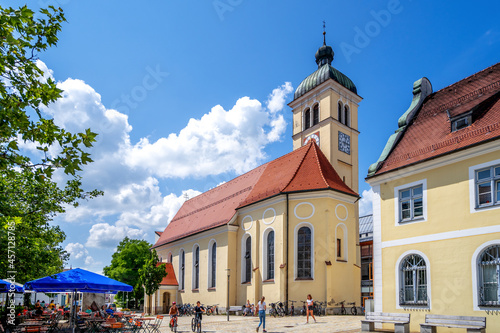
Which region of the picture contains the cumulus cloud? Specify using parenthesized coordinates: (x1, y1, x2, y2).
(359, 188, 376, 216)
(124, 86, 293, 178)
(86, 223, 146, 248)
(65, 243, 88, 260)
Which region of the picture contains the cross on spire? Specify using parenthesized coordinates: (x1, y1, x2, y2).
(323, 20, 326, 45)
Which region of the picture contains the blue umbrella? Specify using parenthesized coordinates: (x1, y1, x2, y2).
(23, 268, 133, 293)
(0, 279, 24, 293)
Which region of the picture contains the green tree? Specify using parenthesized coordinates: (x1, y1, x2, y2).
(0, 5, 101, 283)
(139, 249, 167, 297)
(103, 238, 152, 308)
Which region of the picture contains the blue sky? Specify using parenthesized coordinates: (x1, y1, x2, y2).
(8, 0, 500, 273)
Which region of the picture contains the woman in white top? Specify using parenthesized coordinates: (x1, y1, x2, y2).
(306, 294, 316, 323)
(255, 296, 267, 332)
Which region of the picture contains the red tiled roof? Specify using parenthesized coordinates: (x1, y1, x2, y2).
(157, 263, 178, 286)
(375, 62, 500, 175)
(152, 142, 357, 248)
(155, 231, 163, 236)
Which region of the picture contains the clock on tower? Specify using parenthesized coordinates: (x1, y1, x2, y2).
(338, 131, 350, 155)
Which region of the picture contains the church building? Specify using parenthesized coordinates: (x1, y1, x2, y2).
(146, 35, 362, 314)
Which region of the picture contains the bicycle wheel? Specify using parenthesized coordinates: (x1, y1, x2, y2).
(351, 306, 357, 315)
(191, 317, 196, 332)
(197, 320, 202, 333)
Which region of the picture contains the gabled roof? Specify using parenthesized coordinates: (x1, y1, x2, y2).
(152, 142, 357, 248)
(157, 263, 178, 286)
(369, 62, 500, 177)
(155, 231, 163, 236)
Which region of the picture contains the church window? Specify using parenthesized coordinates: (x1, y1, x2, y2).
(344, 104, 350, 127)
(297, 226, 312, 279)
(193, 245, 199, 290)
(179, 250, 185, 290)
(208, 241, 217, 288)
(338, 101, 343, 124)
(242, 235, 252, 283)
(267, 230, 275, 280)
(337, 238, 341, 258)
(312, 104, 319, 126)
(304, 109, 311, 130)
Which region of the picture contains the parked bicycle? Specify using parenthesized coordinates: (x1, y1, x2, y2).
(206, 304, 218, 316)
(289, 300, 297, 316)
(300, 301, 307, 316)
(348, 301, 357, 315)
(313, 301, 326, 316)
(337, 300, 347, 315)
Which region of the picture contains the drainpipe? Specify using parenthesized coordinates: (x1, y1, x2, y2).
(285, 193, 289, 310)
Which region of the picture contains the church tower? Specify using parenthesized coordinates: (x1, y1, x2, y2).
(289, 32, 362, 193)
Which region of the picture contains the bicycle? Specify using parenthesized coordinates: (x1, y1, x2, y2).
(191, 314, 202, 333)
(336, 300, 347, 315)
(276, 302, 286, 317)
(348, 301, 357, 315)
(169, 316, 178, 332)
(206, 304, 218, 316)
(313, 301, 326, 316)
(300, 301, 307, 316)
(269, 302, 278, 318)
(289, 300, 297, 316)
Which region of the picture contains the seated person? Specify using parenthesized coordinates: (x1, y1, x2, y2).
(106, 305, 114, 317)
(48, 300, 56, 310)
(243, 300, 252, 316)
(85, 306, 92, 314)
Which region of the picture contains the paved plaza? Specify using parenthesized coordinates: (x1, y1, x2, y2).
(158, 314, 366, 333)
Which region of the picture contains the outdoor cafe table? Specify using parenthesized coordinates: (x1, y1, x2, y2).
(84, 318, 105, 333)
(134, 317, 154, 333)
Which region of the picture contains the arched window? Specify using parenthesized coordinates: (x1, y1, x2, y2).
(312, 104, 319, 126)
(338, 101, 343, 124)
(242, 236, 252, 283)
(297, 226, 312, 279)
(179, 250, 185, 290)
(399, 254, 427, 305)
(478, 245, 500, 306)
(208, 241, 217, 288)
(267, 231, 275, 280)
(193, 245, 199, 290)
(344, 104, 350, 127)
(304, 109, 311, 130)
(168, 253, 173, 264)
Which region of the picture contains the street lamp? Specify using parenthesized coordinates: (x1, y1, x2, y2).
(226, 269, 230, 321)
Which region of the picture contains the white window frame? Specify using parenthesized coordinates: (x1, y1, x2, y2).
(394, 179, 427, 225)
(207, 239, 217, 289)
(472, 240, 500, 310)
(262, 227, 275, 281)
(395, 250, 431, 309)
(192, 243, 200, 290)
(241, 233, 252, 284)
(178, 248, 185, 291)
(294, 222, 315, 280)
(469, 159, 500, 213)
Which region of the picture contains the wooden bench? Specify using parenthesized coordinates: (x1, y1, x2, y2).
(227, 306, 243, 316)
(420, 314, 486, 333)
(361, 312, 410, 333)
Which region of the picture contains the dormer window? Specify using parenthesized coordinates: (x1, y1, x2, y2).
(450, 111, 472, 132)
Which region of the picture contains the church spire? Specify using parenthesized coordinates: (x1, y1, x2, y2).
(315, 21, 334, 68)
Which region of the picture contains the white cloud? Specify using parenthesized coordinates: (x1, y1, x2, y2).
(84, 256, 95, 265)
(266, 82, 293, 114)
(359, 188, 376, 216)
(86, 223, 146, 248)
(65, 243, 88, 260)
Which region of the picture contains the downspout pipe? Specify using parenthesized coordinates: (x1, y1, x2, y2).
(286, 193, 289, 312)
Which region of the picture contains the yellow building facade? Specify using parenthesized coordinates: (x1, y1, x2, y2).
(367, 63, 500, 332)
(146, 37, 362, 314)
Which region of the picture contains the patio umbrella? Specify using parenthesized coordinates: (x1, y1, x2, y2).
(0, 279, 24, 293)
(24, 268, 133, 332)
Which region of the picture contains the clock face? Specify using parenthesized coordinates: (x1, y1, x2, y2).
(303, 132, 320, 146)
(338, 131, 351, 155)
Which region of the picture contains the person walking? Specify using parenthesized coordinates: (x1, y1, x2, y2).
(306, 294, 316, 323)
(255, 296, 267, 332)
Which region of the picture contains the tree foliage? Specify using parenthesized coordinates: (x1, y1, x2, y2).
(139, 249, 167, 297)
(103, 238, 152, 306)
(0, 5, 101, 283)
